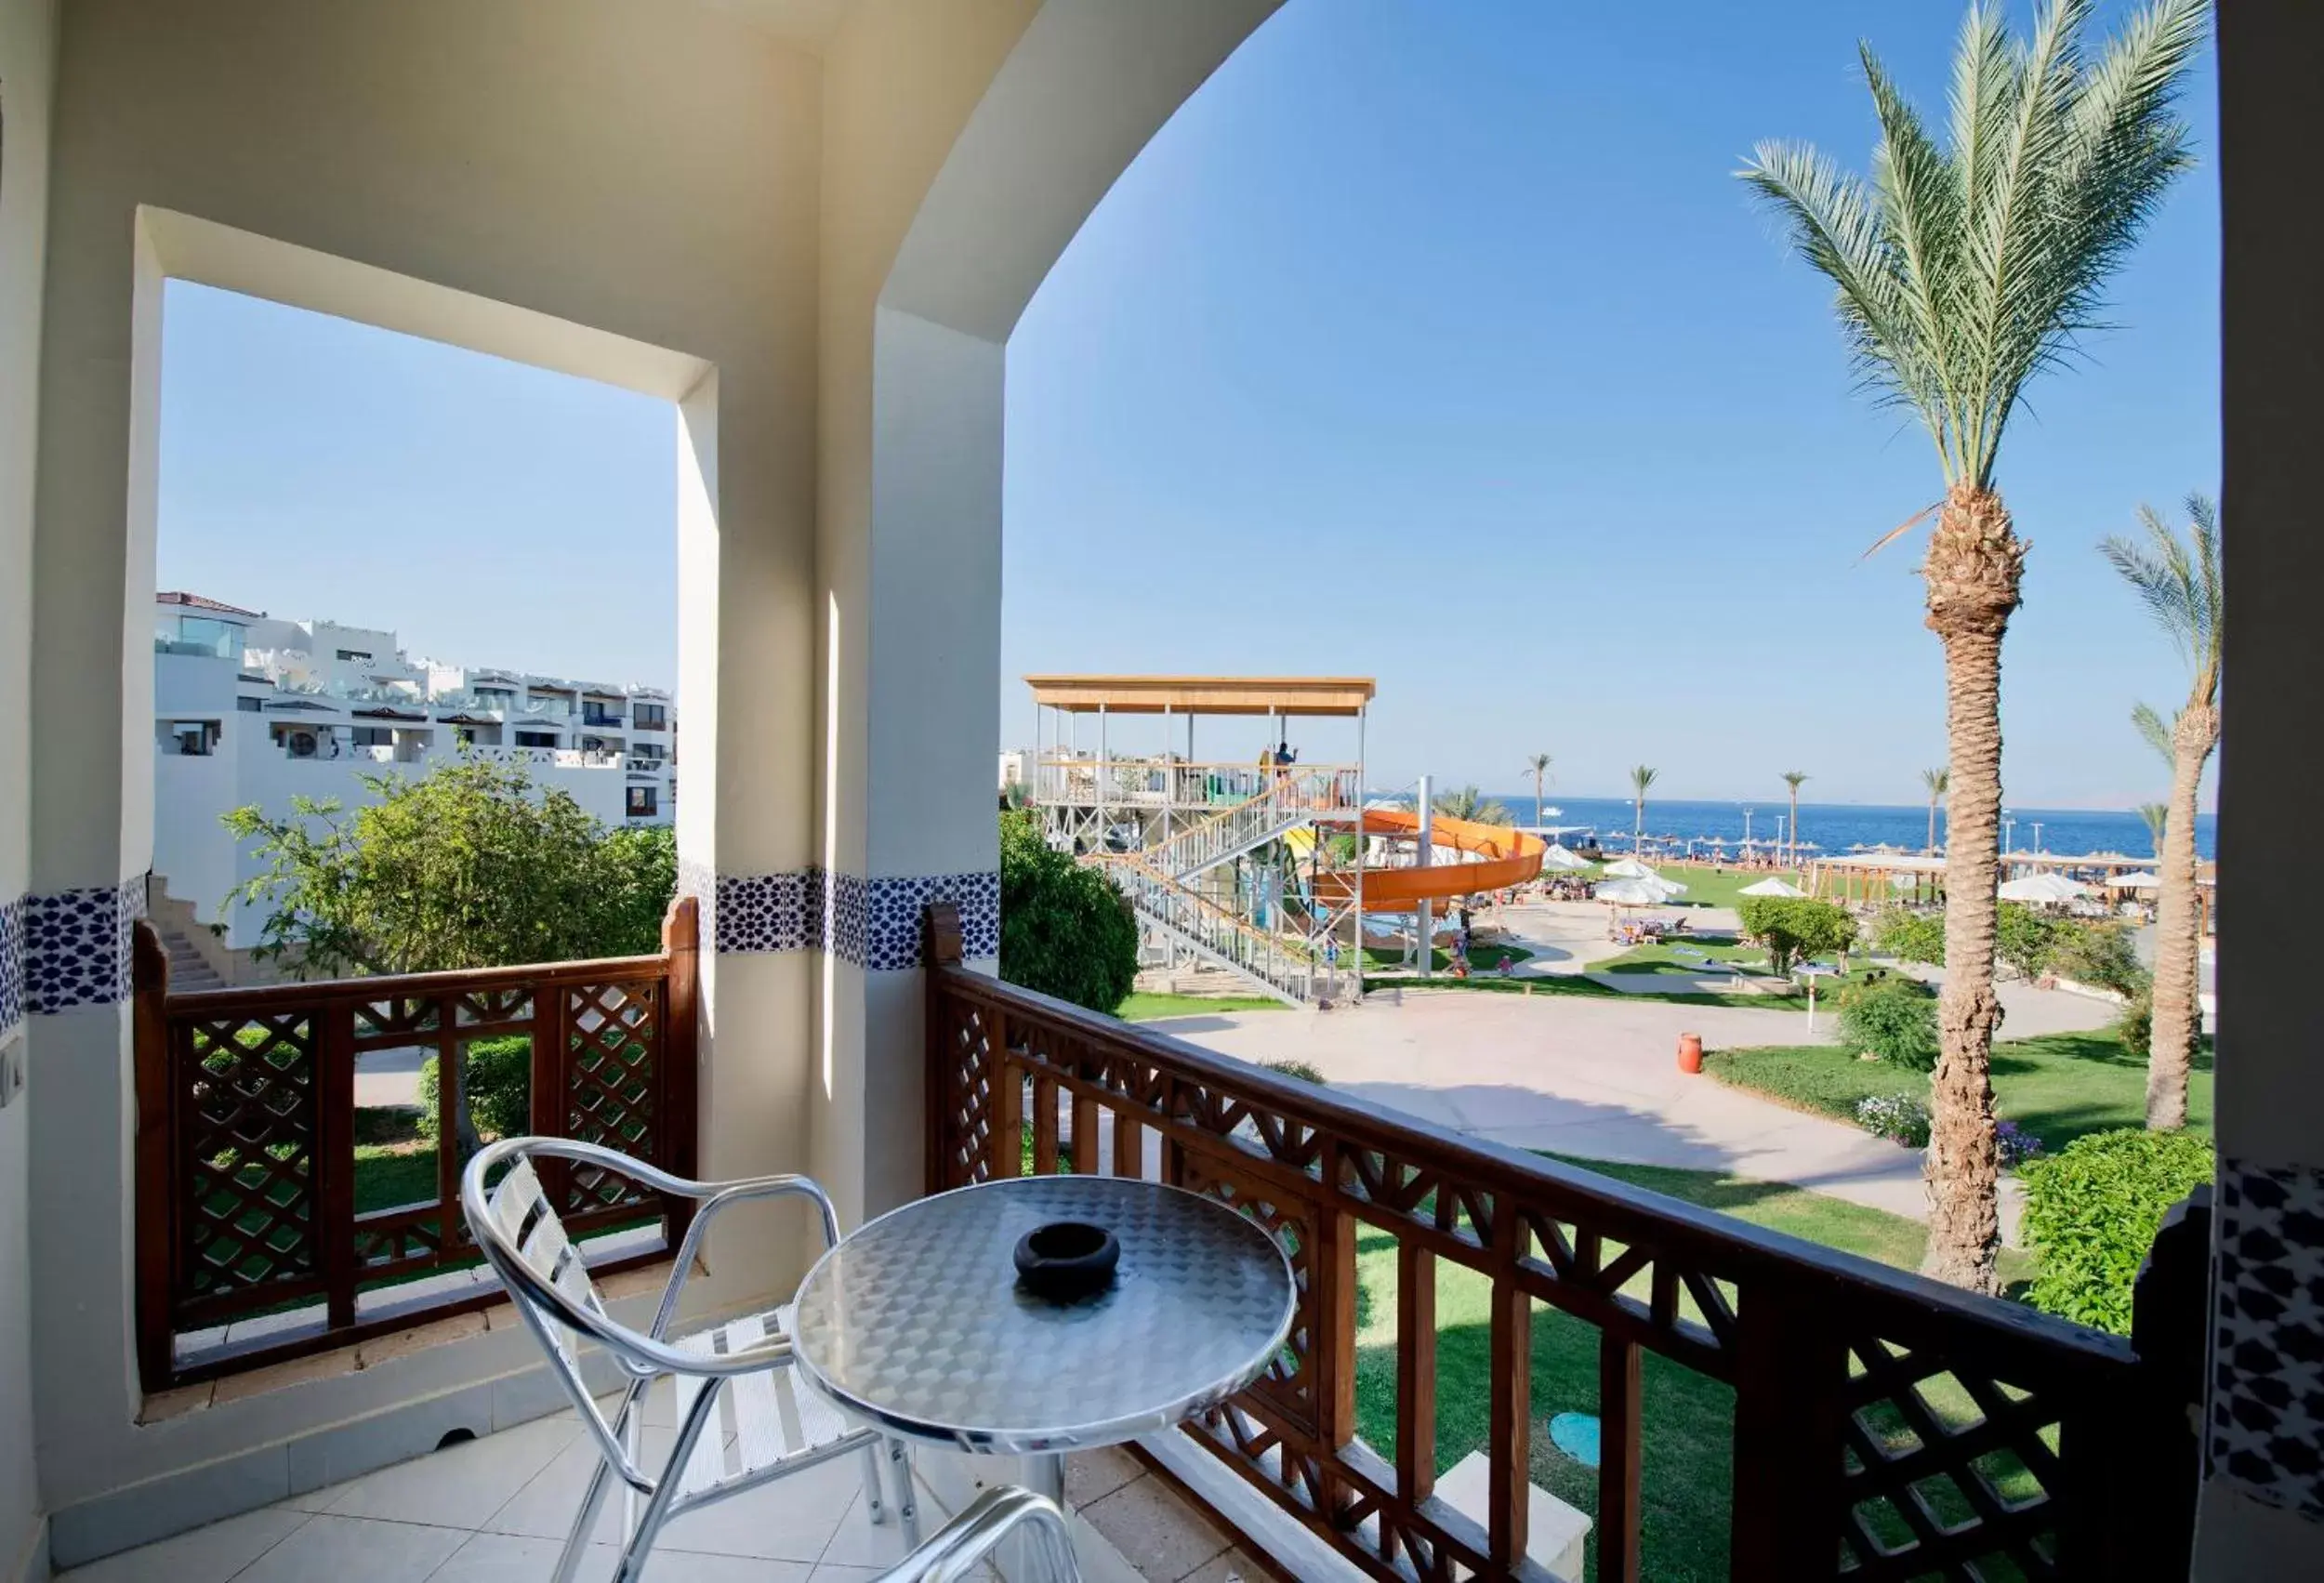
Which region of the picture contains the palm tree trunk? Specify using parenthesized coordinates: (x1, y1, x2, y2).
(1789, 789, 1800, 865)
(2146, 704, 2215, 1129)
(1920, 483, 2025, 1294)
(1927, 799, 1938, 853)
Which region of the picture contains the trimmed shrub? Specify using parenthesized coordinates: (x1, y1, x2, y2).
(1837, 974, 1939, 1070)
(2020, 1128, 2213, 1334)
(1855, 1092, 1932, 1149)
(998, 811, 1140, 1014)
(416, 1034, 533, 1142)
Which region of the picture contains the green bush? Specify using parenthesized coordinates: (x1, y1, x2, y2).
(1873, 906, 1947, 966)
(1836, 974, 1939, 1069)
(2048, 919, 2149, 997)
(2020, 1128, 2212, 1334)
(998, 811, 1140, 1014)
(1262, 1059, 1326, 1085)
(1736, 897, 1856, 976)
(1996, 903, 2060, 981)
(2115, 983, 2154, 1055)
(416, 1035, 533, 1142)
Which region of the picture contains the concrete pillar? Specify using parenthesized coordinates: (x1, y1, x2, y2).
(2196, 4, 2324, 1572)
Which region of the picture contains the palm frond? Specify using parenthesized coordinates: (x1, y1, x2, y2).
(2137, 801, 2170, 847)
(2131, 701, 2176, 766)
(2103, 492, 2223, 693)
(1922, 766, 1951, 797)
(1743, 0, 2207, 489)
(1630, 765, 1658, 795)
(1782, 771, 1810, 791)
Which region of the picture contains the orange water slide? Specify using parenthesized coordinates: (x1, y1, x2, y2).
(1306, 809, 1545, 912)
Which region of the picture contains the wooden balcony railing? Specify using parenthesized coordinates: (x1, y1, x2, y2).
(132, 900, 699, 1390)
(921, 903, 2205, 1582)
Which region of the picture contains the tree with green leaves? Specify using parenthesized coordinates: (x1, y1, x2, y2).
(226, 755, 672, 977)
(1431, 785, 1514, 826)
(2103, 494, 2221, 1129)
(1628, 765, 1657, 849)
(1736, 896, 1857, 977)
(2136, 801, 2169, 854)
(1525, 752, 1553, 828)
(1781, 771, 1811, 864)
(1741, 0, 2205, 1291)
(998, 810, 1138, 1013)
(1921, 767, 1950, 853)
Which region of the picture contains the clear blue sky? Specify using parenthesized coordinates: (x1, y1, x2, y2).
(159, 0, 2218, 810)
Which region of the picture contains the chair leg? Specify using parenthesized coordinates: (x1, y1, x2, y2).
(860, 1441, 888, 1527)
(884, 1436, 921, 1549)
(551, 1457, 614, 1583)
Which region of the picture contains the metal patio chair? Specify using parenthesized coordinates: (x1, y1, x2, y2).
(872, 1484, 1083, 1583)
(462, 1137, 941, 1583)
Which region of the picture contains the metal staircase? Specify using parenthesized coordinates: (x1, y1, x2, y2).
(1104, 856, 1334, 1008)
(1142, 768, 1357, 880)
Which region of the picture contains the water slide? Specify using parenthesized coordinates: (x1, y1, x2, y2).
(1302, 809, 1545, 912)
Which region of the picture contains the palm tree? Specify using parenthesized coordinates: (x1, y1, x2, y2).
(1921, 767, 1951, 852)
(1780, 771, 1810, 866)
(1629, 765, 1657, 850)
(2136, 801, 2169, 854)
(1525, 752, 1554, 827)
(2103, 495, 2221, 1130)
(1432, 785, 1513, 826)
(1742, 0, 2206, 1291)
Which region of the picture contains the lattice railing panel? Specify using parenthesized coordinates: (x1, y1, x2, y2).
(563, 981, 660, 1212)
(921, 944, 2178, 1583)
(181, 1013, 320, 1299)
(1837, 1337, 2068, 1581)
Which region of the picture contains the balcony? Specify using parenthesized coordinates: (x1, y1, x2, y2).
(96, 901, 2207, 1582)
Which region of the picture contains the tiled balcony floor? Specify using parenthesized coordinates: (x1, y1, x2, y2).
(60, 1388, 1261, 1583)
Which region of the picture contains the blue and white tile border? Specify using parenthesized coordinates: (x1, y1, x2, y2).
(16, 875, 146, 1017)
(0, 892, 25, 1040)
(2209, 1156, 2324, 1522)
(702, 866, 998, 970)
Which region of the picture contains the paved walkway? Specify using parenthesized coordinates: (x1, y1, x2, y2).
(1145, 979, 2117, 1243)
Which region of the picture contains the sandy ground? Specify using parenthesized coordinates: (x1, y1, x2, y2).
(1142, 976, 2119, 1244)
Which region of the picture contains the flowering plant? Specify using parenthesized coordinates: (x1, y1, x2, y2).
(1854, 1092, 1932, 1149)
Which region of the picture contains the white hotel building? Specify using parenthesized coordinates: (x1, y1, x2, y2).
(152, 591, 675, 961)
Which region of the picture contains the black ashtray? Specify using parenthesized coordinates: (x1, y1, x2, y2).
(1012, 1220, 1120, 1301)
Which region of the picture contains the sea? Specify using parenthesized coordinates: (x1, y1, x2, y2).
(1436, 795, 2217, 863)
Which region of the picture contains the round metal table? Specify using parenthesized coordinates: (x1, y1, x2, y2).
(789, 1175, 1296, 1508)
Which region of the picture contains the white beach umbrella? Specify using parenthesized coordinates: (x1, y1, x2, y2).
(1999, 872, 2088, 904)
(1737, 877, 1806, 898)
(2114, 870, 2162, 890)
(1538, 844, 1591, 872)
(1593, 877, 1670, 906)
(1602, 856, 1658, 878)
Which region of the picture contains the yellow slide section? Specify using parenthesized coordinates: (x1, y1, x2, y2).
(1305, 809, 1544, 912)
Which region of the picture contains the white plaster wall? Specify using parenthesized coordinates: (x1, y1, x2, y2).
(30, 0, 820, 1518)
(812, 0, 1280, 1223)
(0, 0, 56, 1572)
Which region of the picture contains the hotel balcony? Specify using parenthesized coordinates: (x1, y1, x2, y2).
(0, 4, 2314, 1583)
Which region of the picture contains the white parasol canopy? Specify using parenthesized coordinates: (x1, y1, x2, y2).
(1602, 856, 1659, 878)
(1999, 872, 2089, 904)
(1538, 844, 1592, 872)
(1736, 877, 1806, 898)
(1593, 877, 1671, 906)
(2113, 870, 2162, 890)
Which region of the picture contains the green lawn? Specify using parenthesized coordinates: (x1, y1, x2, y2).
(1353, 1154, 2033, 1582)
(1703, 1030, 2213, 1152)
(1616, 866, 1812, 912)
(1363, 941, 1534, 974)
(1116, 991, 1285, 1021)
